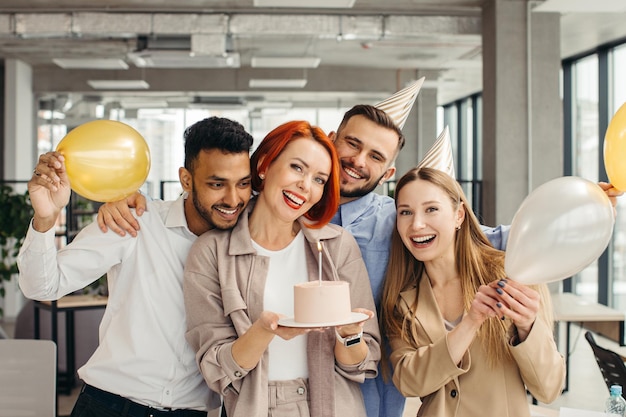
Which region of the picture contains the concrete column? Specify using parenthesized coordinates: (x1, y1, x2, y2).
(3, 59, 36, 319)
(4, 59, 36, 182)
(481, 0, 562, 226)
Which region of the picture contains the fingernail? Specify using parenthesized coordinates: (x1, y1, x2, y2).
(496, 288, 503, 295)
(497, 280, 506, 288)
(496, 302, 502, 308)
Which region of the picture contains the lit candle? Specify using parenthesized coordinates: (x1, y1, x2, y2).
(317, 241, 322, 286)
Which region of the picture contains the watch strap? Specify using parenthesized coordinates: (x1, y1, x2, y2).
(335, 328, 363, 347)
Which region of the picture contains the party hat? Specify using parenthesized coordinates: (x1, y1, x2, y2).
(417, 125, 456, 179)
(374, 76, 425, 130)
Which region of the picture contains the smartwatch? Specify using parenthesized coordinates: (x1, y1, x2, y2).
(335, 329, 363, 348)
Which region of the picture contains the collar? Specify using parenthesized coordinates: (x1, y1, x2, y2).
(163, 193, 192, 232)
(399, 272, 448, 344)
(336, 192, 379, 226)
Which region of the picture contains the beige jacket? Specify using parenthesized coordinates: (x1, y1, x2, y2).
(390, 276, 565, 417)
(184, 203, 381, 417)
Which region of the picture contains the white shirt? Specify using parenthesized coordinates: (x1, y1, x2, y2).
(17, 195, 217, 412)
(253, 232, 308, 381)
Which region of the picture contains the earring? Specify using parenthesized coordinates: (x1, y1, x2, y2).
(456, 225, 461, 231)
(259, 173, 265, 180)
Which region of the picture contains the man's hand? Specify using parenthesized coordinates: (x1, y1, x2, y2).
(96, 192, 147, 237)
(29, 152, 71, 232)
(599, 182, 623, 216)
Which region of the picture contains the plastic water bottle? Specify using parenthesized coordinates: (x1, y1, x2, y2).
(606, 385, 626, 417)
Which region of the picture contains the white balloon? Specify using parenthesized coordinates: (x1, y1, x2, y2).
(504, 176, 615, 284)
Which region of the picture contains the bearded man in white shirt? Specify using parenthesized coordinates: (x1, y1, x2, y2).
(17, 116, 254, 417)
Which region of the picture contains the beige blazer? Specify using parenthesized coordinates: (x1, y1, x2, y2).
(184, 202, 381, 417)
(389, 276, 565, 417)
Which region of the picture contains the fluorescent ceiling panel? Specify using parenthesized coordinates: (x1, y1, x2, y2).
(53, 58, 129, 70)
(128, 50, 240, 69)
(254, 0, 355, 7)
(87, 80, 150, 90)
(120, 99, 168, 109)
(249, 79, 307, 88)
(251, 56, 321, 68)
(534, 0, 626, 12)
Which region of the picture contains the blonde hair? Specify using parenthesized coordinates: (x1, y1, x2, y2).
(379, 167, 553, 377)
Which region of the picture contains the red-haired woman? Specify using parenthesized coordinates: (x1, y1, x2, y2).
(184, 120, 381, 417)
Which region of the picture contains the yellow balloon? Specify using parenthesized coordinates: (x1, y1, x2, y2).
(56, 120, 151, 202)
(604, 102, 626, 192)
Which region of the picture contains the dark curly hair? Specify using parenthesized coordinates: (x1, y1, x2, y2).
(184, 116, 253, 172)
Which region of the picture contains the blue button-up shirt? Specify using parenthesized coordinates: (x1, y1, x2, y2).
(331, 191, 510, 417)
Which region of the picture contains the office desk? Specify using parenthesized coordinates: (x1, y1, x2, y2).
(552, 292, 625, 392)
(34, 294, 108, 395)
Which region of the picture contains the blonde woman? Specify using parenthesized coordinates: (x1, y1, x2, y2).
(380, 167, 565, 417)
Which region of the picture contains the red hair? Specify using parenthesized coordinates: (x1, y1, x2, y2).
(250, 120, 340, 228)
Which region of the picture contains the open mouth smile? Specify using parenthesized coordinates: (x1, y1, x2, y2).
(283, 190, 305, 209)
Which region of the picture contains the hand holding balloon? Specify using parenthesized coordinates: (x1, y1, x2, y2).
(504, 176, 615, 285)
(55, 120, 151, 203)
(598, 181, 624, 217)
(28, 151, 72, 232)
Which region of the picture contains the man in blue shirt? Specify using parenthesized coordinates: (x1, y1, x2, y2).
(327, 103, 509, 417)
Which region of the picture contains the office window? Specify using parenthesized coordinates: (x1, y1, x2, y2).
(442, 97, 483, 217)
(611, 44, 626, 309)
(36, 105, 350, 200)
(571, 55, 600, 301)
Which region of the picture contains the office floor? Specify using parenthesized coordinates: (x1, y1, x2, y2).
(0, 320, 615, 416)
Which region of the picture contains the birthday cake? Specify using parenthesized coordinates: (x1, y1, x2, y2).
(293, 281, 352, 324)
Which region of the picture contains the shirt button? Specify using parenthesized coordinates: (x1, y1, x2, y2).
(297, 387, 305, 395)
(450, 389, 457, 398)
(234, 371, 242, 377)
(165, 390, 170, 395)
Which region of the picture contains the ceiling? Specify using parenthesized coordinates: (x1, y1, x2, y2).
(0, 0, 625, 122)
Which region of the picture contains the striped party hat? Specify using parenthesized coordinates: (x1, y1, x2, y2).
(374, 77, 425, 130)
(417, 125, 455, 179)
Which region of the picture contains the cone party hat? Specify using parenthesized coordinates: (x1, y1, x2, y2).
(374, 77, 425, 130)
(417, 125, 456, 179)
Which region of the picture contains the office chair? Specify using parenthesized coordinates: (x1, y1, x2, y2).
(585, 331, 626, 396)
(0, 339, 57, 417)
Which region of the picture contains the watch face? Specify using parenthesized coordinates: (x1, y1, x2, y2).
(345, 334, 362, 347)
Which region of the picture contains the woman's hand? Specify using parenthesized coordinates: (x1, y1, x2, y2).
(232, 310, 311, 369)
(334, 308, 373, 365)
(265, 311, 312, 340)
(467, 285, 501, 325)
(335, 307, 373, 338)
(490, 279, 540, 342)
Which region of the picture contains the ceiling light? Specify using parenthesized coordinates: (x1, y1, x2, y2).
(87, 80, 150, 90)
(249, 79, 307, 88)
(53, 58, 129, 70)
(120, 99, 168, 109)
(533, 0, 626, 12)
(254, 0, 355, 7)
(128, 50, 240, 69)
(251, 56, 321, 68)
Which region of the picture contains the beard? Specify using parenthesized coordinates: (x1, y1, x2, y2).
(191, 188, 242, 230)
(339, 172, 386, 199)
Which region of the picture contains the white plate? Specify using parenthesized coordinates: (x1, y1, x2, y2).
(278, 312, 369, 328)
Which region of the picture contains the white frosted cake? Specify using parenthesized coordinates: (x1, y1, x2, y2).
(293, 281, 351, 324)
